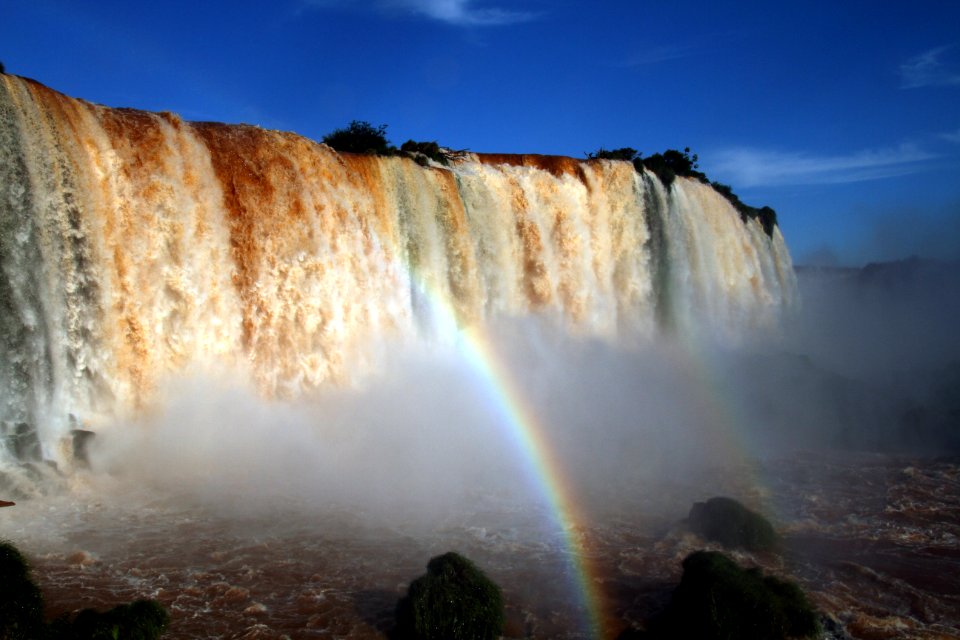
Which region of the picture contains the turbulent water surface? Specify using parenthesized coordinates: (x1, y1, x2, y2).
(4, 452, 958, 639)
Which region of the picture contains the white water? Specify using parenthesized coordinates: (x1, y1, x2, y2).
(0, 74, 795, 469)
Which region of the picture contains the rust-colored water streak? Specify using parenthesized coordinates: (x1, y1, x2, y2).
(0, 74, 796, 456)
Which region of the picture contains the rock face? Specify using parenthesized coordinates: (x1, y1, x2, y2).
(3, 423, 41, 462)
(70, 429, 96, 467)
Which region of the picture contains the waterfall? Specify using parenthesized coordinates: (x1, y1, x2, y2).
(0, 74, 797, 465)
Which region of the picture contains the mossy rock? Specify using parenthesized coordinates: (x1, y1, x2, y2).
(0, 541, 170, 639)
(48, 599, 170, 640)
(688, 496, 779, 551)
(394, 551, 504, 640)
(649, 550, 820, 640)
(0, 541, 45, 640)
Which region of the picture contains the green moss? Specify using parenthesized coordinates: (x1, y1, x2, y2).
(688, 497, 779, 552)
(649, 551, 820, 640)
(394, 551, 504, 640)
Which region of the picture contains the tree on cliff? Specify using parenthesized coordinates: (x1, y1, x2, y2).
(586, 147, 639, 161)
(585, 144, 779, 236)
(0, 61, 6, 74)
(322, 120, 392, 155)
(640, 147, 707, 186)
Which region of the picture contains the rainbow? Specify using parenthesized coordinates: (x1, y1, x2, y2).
(421, 305, 766, 640)
(417, 280, 612, 639)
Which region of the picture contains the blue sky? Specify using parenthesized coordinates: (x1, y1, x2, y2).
(2, 0, 959, 266)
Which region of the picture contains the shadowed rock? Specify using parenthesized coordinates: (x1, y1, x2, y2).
(688, 496, 778, 551)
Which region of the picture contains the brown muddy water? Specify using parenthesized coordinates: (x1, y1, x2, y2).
(2, 452, 959, 639)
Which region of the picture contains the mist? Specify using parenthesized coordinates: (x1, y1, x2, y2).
(747, 256, 960, 452)
(85, 320, 742, 530)
(83, 255, 960, 536)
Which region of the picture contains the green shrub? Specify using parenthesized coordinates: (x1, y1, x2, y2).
(394, 552, 504, 640)
(0, 542, 45, 640)
(586, 147, 639, 161)
(638, 148, 707, 187)
(400, 140, 451, 166)
(648, 551, 820, 640)
(688, 496, 779, 552)
(322, 120, 393, 155)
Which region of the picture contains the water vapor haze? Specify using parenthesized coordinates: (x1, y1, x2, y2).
(87, 259, 960, 533)
(86, 325, 731, 528)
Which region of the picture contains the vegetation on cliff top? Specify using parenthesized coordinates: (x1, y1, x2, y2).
(322, 120, 393, 155)
(587, 146, 778, 235)
(587, 146, 705, 186)
(320, 122, 778, 235)
(321, 121, 461, 166)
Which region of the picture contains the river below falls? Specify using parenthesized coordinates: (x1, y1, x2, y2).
(2, 452, 959, 639)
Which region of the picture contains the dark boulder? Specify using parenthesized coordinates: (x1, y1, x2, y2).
(688, 496, 778, 551)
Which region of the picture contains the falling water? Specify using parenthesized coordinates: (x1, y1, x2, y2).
(0, 74, 795, 466)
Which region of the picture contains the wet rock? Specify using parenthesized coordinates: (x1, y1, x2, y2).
(4, 422, 41, 461)
(70, 429, 96, 467)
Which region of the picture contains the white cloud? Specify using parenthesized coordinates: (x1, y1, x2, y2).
(899, 44, 960, 89)
(940, 128, 960, 144)
(305, 0, 537, 26)
(712, 144, 937, 187)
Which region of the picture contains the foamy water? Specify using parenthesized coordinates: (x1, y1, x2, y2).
(1, 73, 795, 465)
